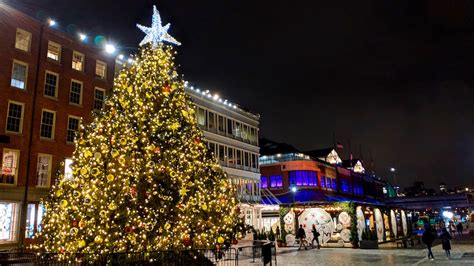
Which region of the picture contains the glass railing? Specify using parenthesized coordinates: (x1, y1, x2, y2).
(259, 153, 312, 165)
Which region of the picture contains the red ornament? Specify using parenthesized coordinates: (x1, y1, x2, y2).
(130, 187, 137, 197)
(193, 138, 201, 145)
(163, 85, 171, 94)
(125, 226, 133, 234)
(154, 146, 161, 154)
(232, 239, 238, 245)
(182, 235, 192, 247)
(71, 219, 78, 227)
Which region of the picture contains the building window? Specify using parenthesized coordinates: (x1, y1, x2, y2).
(331, 178, 337, 190)
(236, 150, 242, 166)
(320, 175, 326, 188)
(244, 152, 250, 167)
(218, 115, 225, 132)
(289, 170, 318, 187)
(260, 176, 268, 189)
(47, 41, 61, 62)
(72, 51, 84, 71)
(251, 154, 257, 169)
(40, 109, 55, 139)
(341, 179, 350, 193)
(64, 158, 73, 179)
(15, 28, 31, 52)
(234, 122, 241, 138)
(36, 154, 52, 188)
(196, 107, 206, 126)
(93, 87, 105, 110)
(95, 60, 107, 79)
(69, 80, 83, 105)
(11, 60, 28, 89)
(67, 116, 80, 143)
(208, 111, 215, 130)
(0, 202, 20, 243)
(270, 175, 282, 188)
(6, 101, 24, 133)
(25, 203, 45, 239)
(1, 149, 20, 185)
(44, 71, 58, 98)
(227, 119, 233, 135)
(218, 144, 225, 163)
(227, 147, 234, 165)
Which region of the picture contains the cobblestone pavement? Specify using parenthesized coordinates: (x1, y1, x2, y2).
(269, 239, 474, 265)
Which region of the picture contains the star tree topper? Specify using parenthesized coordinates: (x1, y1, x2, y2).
(137, 5, 181, 47)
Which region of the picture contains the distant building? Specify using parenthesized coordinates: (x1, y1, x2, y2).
(185, 86, 262, 229)
(0, 5, 115, 247)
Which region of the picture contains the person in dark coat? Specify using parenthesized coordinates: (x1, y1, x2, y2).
(440, 228, 452, 259)
(456, 223, 463, 236)
(296, 225, 307, 250)
(311, 224, 320, 249)
(276, 226, 281, 239)
(422, 225, 436, 260)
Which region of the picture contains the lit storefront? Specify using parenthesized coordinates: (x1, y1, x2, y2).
(276, 202, 410, 247)
(0, 201, 20, 244)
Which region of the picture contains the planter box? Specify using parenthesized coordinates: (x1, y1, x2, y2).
(359, 240, 379, 249)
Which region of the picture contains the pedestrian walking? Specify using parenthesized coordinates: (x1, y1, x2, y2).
(440, 228, 452, 259)
(456, 222, 463, 236)
(296, 225, 307, 250)
(276, 226, 281, 239)
(311, 224, 320, 249)
(422, 225, 436, 260)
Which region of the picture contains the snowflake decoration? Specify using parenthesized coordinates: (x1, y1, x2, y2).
(137, 5, 181, 47)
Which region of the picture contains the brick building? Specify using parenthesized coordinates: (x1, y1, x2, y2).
(0, 5, 115, 246)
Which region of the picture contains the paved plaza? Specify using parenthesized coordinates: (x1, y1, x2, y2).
(265, 236, 474, 265)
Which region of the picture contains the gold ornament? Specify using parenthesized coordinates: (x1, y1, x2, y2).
(91, 168, 100, 177)
(94, 235, 103, 244)
(201, 204, 208, 211)
(169, 122, 180, 131)
(164, 223, 171, 230)
(70, 227, 78, 235)
(84, 150, 92, 158)
(94, 152, 102, 160)
(60, 200, 68, 207)
(106, 174, 115, 182)
(218, 236, 225, 244)
(179, 187, 189, 196)
(78, 239, 86, 248)
(181, 110, 189, 118)
(120, 138, 127, 145)
(80, 168, 88, 175)
(111, 149, 119, 158)
(79, 220, 86, 229)
(55, 190, 63, 197)
(108, 202, 118, 210)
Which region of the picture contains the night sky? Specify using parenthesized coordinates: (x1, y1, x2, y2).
(9, 0, 474, 189)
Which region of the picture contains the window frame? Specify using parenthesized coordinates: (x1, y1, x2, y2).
(93, 87, 106, 110)
(46, 41, 61, 62)
(1, 148, 20, 186)
(71, 51, 85, 72)
(5, 100, 25, 134)
(95, 60, 107, 79)
(15, 28, 32, 52)
(39, 109, 56, 140)
(43, 70, 59, 98)
(66, 115, 81, 144)
(11, 60, 28, 90)
(36, 154, 52, 188)
(69, 79, 83, 106)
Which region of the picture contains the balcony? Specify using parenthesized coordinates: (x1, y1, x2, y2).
(259, 153, 312, 165)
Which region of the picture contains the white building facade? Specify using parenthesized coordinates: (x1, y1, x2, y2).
(185, 86, 263, 229)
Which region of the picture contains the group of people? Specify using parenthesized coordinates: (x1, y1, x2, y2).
(296, 224, 321, 250)
(422, 223, 462, 260)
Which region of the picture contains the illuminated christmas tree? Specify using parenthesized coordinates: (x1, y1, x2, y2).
(34, 6, 239, 255)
